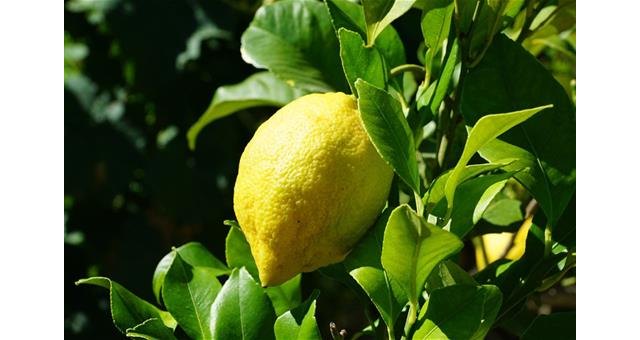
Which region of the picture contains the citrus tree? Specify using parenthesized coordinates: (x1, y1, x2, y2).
(77, 0, 576, 338)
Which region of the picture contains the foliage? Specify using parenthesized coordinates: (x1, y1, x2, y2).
(72, 0, 575, 338)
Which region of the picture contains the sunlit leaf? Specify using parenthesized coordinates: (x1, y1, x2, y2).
(240, 0, 348, 92)
(444, 105, 551, 216)
(381, 204, 463, 303)
(273, 291, 322, 340)
(412, 284, 502, 339)
(162, 253, 222, 340)
(362, 0, 417, 46)
(210, 268, 276, 340)
(356, 79, 420, 193)
(187, 72, 307, 150)
(462, 34, 576, 225)
(76, 277, 177, 334)
(344, 209, 407, 331)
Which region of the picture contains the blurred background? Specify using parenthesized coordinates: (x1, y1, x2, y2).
(64, 0, 574, 338)
(64, 0, 421, 338)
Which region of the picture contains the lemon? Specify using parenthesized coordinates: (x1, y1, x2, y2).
(233, 92, 393, 286)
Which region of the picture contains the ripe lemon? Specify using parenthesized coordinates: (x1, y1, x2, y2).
(233, 92, 393, 286)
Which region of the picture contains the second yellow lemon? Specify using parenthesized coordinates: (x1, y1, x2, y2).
(233, 92, 393, 286)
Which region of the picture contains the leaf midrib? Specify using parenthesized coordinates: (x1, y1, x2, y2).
(176, 257, 209, 340)
(368, 95, 417, 189)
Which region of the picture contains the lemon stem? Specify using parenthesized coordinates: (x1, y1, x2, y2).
(414, 192, 424, 217)
(403, 301, 418, 338)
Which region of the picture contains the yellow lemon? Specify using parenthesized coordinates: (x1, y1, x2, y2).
(233, 92, 393, 286)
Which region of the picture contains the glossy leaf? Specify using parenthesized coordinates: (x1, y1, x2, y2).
(356, 79, 420, 193)
(413, 39, 459, 138)
(126, 318, 178, 340)
(273, 291, 322, 340)
(76, 277, 177, 334)
(210, 267, 276, 340)
(362, 0, 417, 46)
(412, 284, 502, 339)
(444, 104, 551, 214)
(266, 275, 302, 316)
(153, 242, 229, 305)
(240, 0, 348, 93)
(224, 221, 259, 280)
(482, 197, 524, 227)
(176, 243, 229, 274)
(425, 260, 477, 293)
(381, 204, 463, 303)
(454, 0, 479, 34)
(162, 253, 222, 340)
(152, 251, 175, 305)
(187, 72, 307, 149)
(338, 28, 387, 95)
(420, 0, 454, 74)
(462, 34, 576, 225)
(427, 39, 458, 114)
(224, 221, 302, 315)
(449, 172, 515, 237)
(344, 209, 407, 331)
(325, 0, 406, 69)
(522, 312, 576, 340)
(424, 162, 508, 209)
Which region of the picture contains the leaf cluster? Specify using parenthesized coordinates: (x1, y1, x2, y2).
(79, 0, 576, 338)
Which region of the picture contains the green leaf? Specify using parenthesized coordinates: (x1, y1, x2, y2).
(76, 277, 177, 334)
(425, 260, 477, 293)
(126, 318, 178, 340)
(224, 221, 260, 281)
(240, 0, 348, 93)
(273, 291, 322, 340)
(462, 34, 576, 225)
(356, 79, 420, 193)
(454, 0, 478, 34)
(413, 39, 459, 138)
(266, 275, 303, 316)
(162, 252, 222, 340)
(522, 312, 575, 340)
(362, 0, 417, 46)
(468, 0, 508, 61)
(444, 104, 551, 215)
(224, 221, 302, 315)
(421, 0, 453, 53)
(210, 267, 276, 340)
(344, 208, 407, 331)
(187, 72, 307, 150)
(420, 0, 454, 74)
(449, 172, 516, 237)
(424, 162, 508, 209)
(153, 242, 229, 305)
(428, 39, 458, 113)
(338, 28, 387, 95)
(412, 284, 502, 339)
(176, 243, 229, 274)
(482, 197, 523, 227)
(325, 0, 406, 69)
(381, 204, 463, 304)
(152, 252, 175, 305)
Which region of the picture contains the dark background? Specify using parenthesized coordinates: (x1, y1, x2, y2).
(64, 0, 423, 338)
(64, 0, 575, 338)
